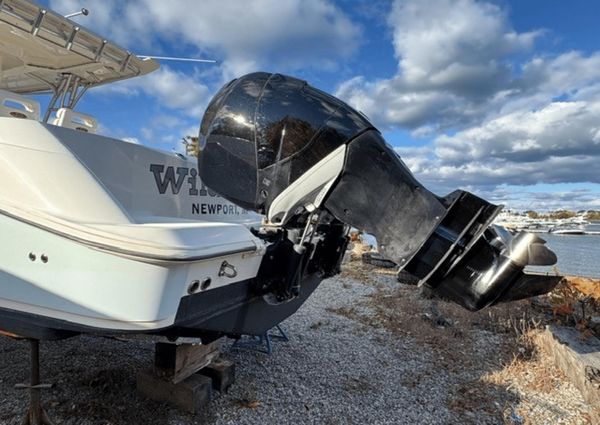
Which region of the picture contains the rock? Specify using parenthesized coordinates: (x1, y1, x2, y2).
(539, 325, 600, 422)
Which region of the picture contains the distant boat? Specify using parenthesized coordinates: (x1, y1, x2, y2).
(552, 228, 587, 235)
(524, 222, 553, 233)
(551, 223, 588, 235)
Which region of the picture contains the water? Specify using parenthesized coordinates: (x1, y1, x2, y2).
(530, 233, 600, 278)
(363, 228, 600, 278)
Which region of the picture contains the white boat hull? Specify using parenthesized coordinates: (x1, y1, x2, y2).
(0, 211, 263, 332)
(552, 229, 586, 235)
(0, 118, 285, 338)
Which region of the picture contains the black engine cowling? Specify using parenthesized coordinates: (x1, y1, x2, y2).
(198, 72, 561, 311)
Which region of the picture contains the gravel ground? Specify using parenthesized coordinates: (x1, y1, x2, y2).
(0, 264, 594, 424)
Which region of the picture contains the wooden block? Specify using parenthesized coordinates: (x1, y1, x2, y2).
(154, 339, 221, 384)
(137, 369, 212, 414)
(540, 325, 600, 422)
(199, 357, 236, 392)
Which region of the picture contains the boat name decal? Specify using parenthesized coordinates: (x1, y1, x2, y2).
(149, 164, 218, 197)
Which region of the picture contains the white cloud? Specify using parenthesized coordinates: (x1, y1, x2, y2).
(50, 0, 362, 143)
(388, 0, 537, 90)
(336, 0, 540, 129)
(122, 137, 141, 145)
(336, 0, 600, 210)
(138, 117, 200, 150)
(393, 145, 434, 174)
(138, 0, 360, 78)
(400, 148, 600, 197)
(135, 68, 210, 117)
(50, 0, 361, 79)
(94, 66, 211, 118)
(50, 0, 134, 46)
(434, 100, 600, 165)
(477, 186, 600, 212)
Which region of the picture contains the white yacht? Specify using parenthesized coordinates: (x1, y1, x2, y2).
(0, 0, 561, 342)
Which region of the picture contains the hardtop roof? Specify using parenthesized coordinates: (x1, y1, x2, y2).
(0, 0, 159, 94)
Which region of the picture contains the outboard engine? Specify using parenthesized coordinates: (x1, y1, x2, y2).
(198, 72, 561, 311)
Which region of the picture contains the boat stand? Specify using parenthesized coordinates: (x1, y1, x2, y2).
(15, 339, 54, 425)
(230, 324, 289, 355)
(137, 337, 235, 414)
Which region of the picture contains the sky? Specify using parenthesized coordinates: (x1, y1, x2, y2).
(40, 0, 600, 212)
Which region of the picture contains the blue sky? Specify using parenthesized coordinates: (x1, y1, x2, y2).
(41, 0, 600, 211)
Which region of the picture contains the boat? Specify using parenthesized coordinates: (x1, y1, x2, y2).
(550, 217, 590, 235)
(0, 0, 562, 343)
(551, 224, 588, 235)
(493, 211, 554, 233)
(0, 0, 266, 340)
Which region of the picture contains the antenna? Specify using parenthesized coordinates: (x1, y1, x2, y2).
(64, 8, 89, 19)
(138, 55, 217, 64)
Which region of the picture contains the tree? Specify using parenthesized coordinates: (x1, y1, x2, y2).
(182, 136, 199, 157)
(586, 210, 600, 221)
(548, 210, 576, 220)
(525, 210, 539, 219)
